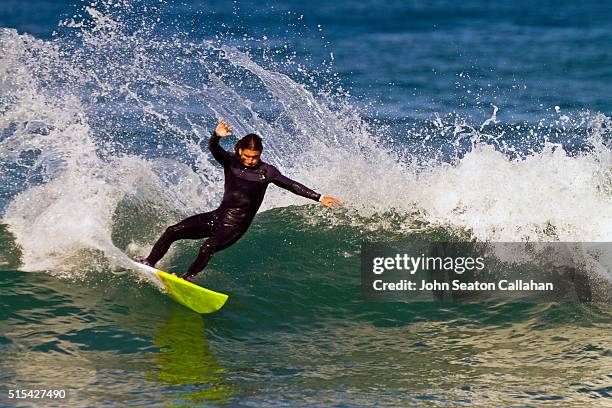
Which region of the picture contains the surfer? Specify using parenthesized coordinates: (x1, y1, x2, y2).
(137, 121, 343, 281)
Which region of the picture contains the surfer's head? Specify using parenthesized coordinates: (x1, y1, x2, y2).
(235, 133, 263, 167)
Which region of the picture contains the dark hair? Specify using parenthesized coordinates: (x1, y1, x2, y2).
(235, 133, 263, 154)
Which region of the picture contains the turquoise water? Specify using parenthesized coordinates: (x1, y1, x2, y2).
(1, 0, 612, 406)
(1, 210, 612, 406)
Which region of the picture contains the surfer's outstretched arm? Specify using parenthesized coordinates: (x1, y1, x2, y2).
(208, 121, 233, 166)
(269, 166, 343, 209)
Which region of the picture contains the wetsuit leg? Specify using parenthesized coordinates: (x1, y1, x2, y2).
(181, 226, 247, 280)
(145, 211, 217, 266)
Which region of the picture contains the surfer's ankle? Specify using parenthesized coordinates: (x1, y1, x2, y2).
(135, 256, 152, 267)
(181, 273, 195, 282)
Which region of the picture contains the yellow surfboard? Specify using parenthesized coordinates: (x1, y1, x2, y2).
(131, 260, 228, 314)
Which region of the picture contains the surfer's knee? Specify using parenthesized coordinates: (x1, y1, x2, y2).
(164, 224, 183, 237)
(217, 230, 246, 251)
(200, 237, 219, 254)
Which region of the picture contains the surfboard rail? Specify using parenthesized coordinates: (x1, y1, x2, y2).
(130, 260, 228, 314)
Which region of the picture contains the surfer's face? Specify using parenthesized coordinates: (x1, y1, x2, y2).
(239, 148, 261, 167)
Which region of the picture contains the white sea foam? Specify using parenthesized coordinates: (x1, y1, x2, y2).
(1, 2, 611, 277)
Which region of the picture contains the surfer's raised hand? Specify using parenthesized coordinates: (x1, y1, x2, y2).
(215, 121, 232, 137)
(320, 196, 343, 209)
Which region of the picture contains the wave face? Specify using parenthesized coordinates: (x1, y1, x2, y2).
(1, 1, 612, 278)
(1, 209, 612, 406)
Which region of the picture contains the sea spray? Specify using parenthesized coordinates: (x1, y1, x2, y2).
(0, 1, 611, 280)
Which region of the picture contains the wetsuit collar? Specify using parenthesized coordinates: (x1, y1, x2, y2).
(239, 160, 263, 170)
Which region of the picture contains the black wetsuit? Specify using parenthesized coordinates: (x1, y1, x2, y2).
(145, 132, 321, 279)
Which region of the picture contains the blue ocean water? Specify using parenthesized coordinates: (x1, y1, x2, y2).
(3, 0, 611, 120)
(1, 0, 612, 406)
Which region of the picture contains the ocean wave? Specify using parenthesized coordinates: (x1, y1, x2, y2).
(1, 1, 611, 279)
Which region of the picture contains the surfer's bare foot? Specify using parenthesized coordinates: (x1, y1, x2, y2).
(134, 256, 152, 267)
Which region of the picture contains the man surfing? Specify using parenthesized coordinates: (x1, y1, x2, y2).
(137, 121, 343, 281)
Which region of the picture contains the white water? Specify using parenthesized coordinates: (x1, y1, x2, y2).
(1, 2, 612, 276)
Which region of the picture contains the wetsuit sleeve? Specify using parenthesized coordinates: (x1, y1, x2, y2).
(208, 132, 232, 167)
(269, 166, 321, 202)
